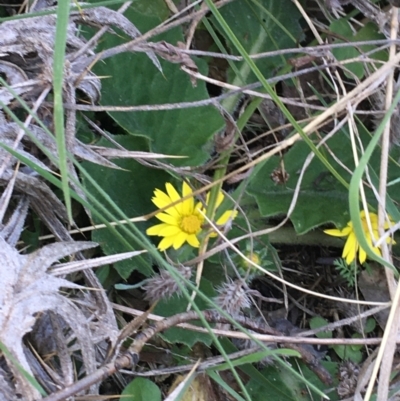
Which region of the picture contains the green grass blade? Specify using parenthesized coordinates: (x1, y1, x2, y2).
(207, 370, 247, 401)
(349, 87, 400, 271)
(0, 341, 47, 396)
(53, 1, 72, 223)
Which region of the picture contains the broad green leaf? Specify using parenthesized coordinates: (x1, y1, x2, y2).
(352, 22, 387, 62)
(219, 338, 329, 400)
(120, 377, 161, 401)
(247, 122, 400, 234)
(212, 349, 300, 372)
(246, 361, 339, 401)
(93, 8, 224, 167)
(88, 0, 169, 19)
(212, 350, 278, 372)
(350, 334, 363, 352)
(332, 344, 363, 364)
(309, 316, 332, 339)
(220, 338, 281, 391)
(207, 370, 247, 401)
(212, 0, 303, 85)
(247, 135, 351, 234)
(125, 0, 170, 19)
(364, 317, 376, 334)
(82, 135, 171, 278)
(330, 20, 364, 79)
(330, 20, 387, 80)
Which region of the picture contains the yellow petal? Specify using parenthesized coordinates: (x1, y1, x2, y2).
(216, 210, 238, 226)
(152, 189, 180, 217)
(215, 192, 224, 208)
(342, 226, 353, 235)
(205, 191, 224, 209)
(386, 237, 396, 245)
(146, 223, 169, 236)
(172, 231, 188, 249)
(343, 233, 357, 264)
(195, 201, 205, 214)
(345, 249, 356, 265)
(166, 183, 183, 214)
(384, 219, 394, 229)
(186, 234, 200, 248)
(367, 212, 379, 225)
(158, 225, 182, 236)
(157, 236, 175, 251)
(181, 182, 194, 215)
(324, 227, 349, 237)
(155, 212, 179, 226)
(358, 246, 367, 264)
(366, 234, 382, 258)
(372, 246, 382, 257)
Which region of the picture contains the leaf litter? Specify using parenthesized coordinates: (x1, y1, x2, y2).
(0, 2, 160, 399)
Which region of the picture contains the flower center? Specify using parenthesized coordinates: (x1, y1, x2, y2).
(180, 214, 202, 234)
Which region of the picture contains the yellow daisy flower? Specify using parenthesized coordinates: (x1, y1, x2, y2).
(324, 210, 395, 265)
(146, 182, 238, 251)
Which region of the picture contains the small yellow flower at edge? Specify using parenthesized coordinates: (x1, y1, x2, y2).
(146, 182, 238, 251)
(324, 210, 395, 265)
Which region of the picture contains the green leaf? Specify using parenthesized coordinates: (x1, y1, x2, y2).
(248, 119, 400, 234)
(246, 360, 339, 401)
(125, 0, 170, 19)
(120, 377, 161, 401)
(330, 20, 364, 79)
(219, 338, 281, 391)
(82, 135, 171, 278)
(364, 317, 376, 334)
(350, 333, 363, 352)
(213, 0, 303, 85)
(96, 265, 110, 286)
(247, 134, 352, 234)
(207, 370, 247, 401)
(212, 348, 300, 372)
(88, 0, 169, 19)
(93, 9, 224, 167)
(330, 20, 387, 80)
(332, 344, 363, 364)
(309, 316, 332, 339)
(212, 350, 276, 371)
(154, 279, 216, 347)
(352, 22, 387, 62)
